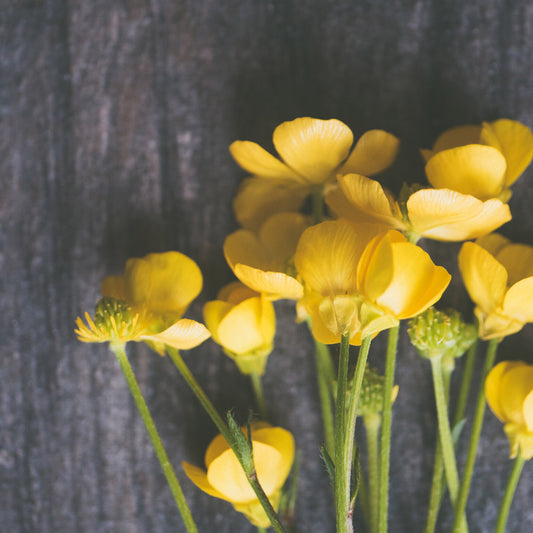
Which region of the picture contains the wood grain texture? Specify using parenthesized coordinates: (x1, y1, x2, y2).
(2, 1, 533, 531)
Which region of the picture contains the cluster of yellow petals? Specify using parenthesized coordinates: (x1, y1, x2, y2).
(182, 422, 295, 527)
(326, 173, 511, 242)
(423, 119, 533, 202)
(486, 361, 533, 459)
(458, 234, 533, 339)
(76, 251, 210, 352)
(203, 282, 276, 375)
(294, 221, 451, 343)
(230, 117, 399, 230)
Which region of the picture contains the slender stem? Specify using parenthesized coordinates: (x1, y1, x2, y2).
(365, 413, 381, 533)
(452, 340, 478, 427)
(313, 335, 336, 455)
(110, 343, 198, 533)
(452, 338, 499, 533)
(430, 357, 468, 533)
(495, 455, 526, 533)
(250, 371, 268, 420)
(166, 347, 287, 533)
(378, 325, 399, 533)
(312, 187, 325, 223)
(335, 332, 353, 533)
(257, 528, 267, 533)
(425, 356, 454, 533)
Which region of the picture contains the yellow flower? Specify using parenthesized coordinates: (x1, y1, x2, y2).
(203, 282, 276, 375)
(224, 212, 308, 300)
(76, 251, 210, 352)
(326, 173, 511, 242)
(458, 234, 533, 339)
(356, 230, 451, 337)
(183, 422, 295, 527)
(423, 119, 533, 202)
(485, 361, 533, 459)
(230, 117, 399, 230)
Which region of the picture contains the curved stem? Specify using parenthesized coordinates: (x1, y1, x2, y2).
(250, 371, 268, 420)
(166, 347, 287, 533)
(430, 357, 468, 533)
(335, 332, 352, 533)
(495, 455, 526, 533)
(452, 338, 499, 533)
(110, 343, 198, 533)
(453, 340, 478, 427)
(378, 325, 399, 533)
(314, 336, 336, 455)
(365, 413, 381, 533)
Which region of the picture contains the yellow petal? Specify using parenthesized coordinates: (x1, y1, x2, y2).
(476, 233, 511, 256)
(495, 244, 533, 286)
(252, 426, 295, 485)
(234, 264, 303, 300)
(205, 432, 231, 467)
(317, 295, 360, 337)
(217, 297, 275, 355)
(294, 220, 363, 296)
(407, 190, 511, 241)
(143, 319, 211, 350)
(480, 119, 533, 187)
(203, 300, 233, 343)
(500, 365, 533, 426)
(182, 461, 226, 500)
(341, 130, 399, 176)
(233, 177, 309, 232)
(224, 229, 270, 271)
(485, 361, 521, 422)
(216, 282, 259, 304)
(207, 442, 283, 503)
(272, 118, 353, 183)
(523, 390, 533, 432)
(372, 240, 450, 318)
(431, 125, 482, 153)
(259, 212, 309, 268)
(425, 145, 507, 200)
(124, 252, 203, 317)
(101, 275, 126, 299)
(476, 309, 523, 340)
(336, 174, 402, 228)
(357, 231, 396, 303)
(458, 242, 507, 313)
(503, 278, 533, 322)
(229, 140, 303, 181)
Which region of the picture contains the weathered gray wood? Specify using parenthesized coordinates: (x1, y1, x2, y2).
(2, 1, 533, 531)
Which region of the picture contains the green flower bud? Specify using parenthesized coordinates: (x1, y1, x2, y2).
(356, 366, 399, 417)
(408, 307, 477, 360)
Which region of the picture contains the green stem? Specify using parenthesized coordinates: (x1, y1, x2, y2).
(452, 340, 478, 427)
(378, 325, 399, 533)
(250, 371, 268, 420)
(365, 413, 381, 533)
(314, 337, 336, 455)
(452, 338, 499, 532)
(110, 343, 198, 533)
(495, 455, 526, 533)
(335, 332, 353, 533)
(312, 187, 325, 223)
(166, 347, 287, 533)
(430, 357, 468, 533)
(257, 528, 267, 533)
(425, 360, 453, 533)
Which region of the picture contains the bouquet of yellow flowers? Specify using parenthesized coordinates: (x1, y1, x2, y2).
(76, 116, 533, 533)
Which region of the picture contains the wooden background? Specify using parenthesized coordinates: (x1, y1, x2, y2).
(2, 1, 533, 532)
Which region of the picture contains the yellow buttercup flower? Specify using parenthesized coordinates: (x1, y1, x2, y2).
(204, 282, 276, 375)
(230, 117, 399, 230)
(76, 251, 210, 352)
(326, 173, 511, 242)
(486, 361, 533, 459)
(423, 119, 533, 202)
(356, 230, 451, 337)
(224, 212, 308, 300)
(458, 234, 533, 339)
(183, 422, 295, 527)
